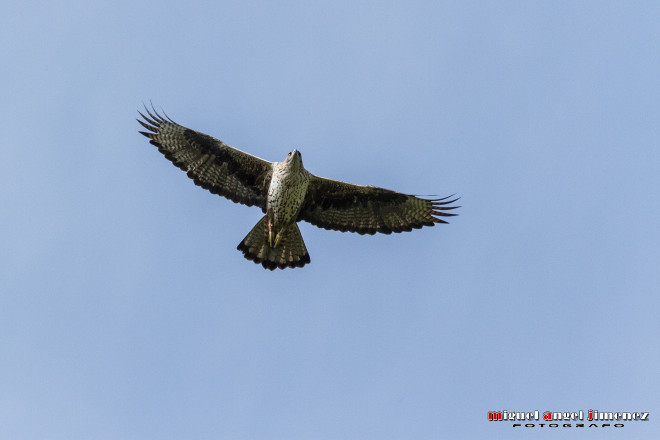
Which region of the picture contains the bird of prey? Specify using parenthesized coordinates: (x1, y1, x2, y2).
(138, 107, 459, 270)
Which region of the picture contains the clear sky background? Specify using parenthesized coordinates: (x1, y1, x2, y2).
(1, 1, 659, 439)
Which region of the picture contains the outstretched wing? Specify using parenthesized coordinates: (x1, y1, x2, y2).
(298, 176, 459, 235)
(138, 107, 273, 210)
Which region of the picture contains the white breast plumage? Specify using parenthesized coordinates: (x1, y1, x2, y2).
(267, 163, 310, 226)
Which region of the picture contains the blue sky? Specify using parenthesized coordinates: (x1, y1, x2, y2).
(1, 1, 659, 439)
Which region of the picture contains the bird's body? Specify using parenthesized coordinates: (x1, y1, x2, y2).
(138, 107, 458, 270)
(266, 151, 310, 246)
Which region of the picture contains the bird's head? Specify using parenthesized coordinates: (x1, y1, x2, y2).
(284, 149, 303, 168)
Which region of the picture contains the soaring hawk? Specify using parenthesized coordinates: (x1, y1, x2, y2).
(138, 107, 459, 270)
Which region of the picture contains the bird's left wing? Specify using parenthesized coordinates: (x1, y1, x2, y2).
(297, 175, 459, 235)
(138, 107, 273, 210)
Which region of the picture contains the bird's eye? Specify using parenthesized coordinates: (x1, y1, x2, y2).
(288, 152, 292, 156)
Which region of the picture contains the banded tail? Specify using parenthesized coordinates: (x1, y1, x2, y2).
(237, 216, 311, 270)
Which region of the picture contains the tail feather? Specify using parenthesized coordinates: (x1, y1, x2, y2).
(237, 216, 311, 270)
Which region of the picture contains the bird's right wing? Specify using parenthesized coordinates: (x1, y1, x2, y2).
(298, 175, 459, 235)
(138, 107, 273, 210)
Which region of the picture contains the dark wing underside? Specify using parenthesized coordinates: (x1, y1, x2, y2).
(298, 176, 459, 235)
(138, 107, 273, 210)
